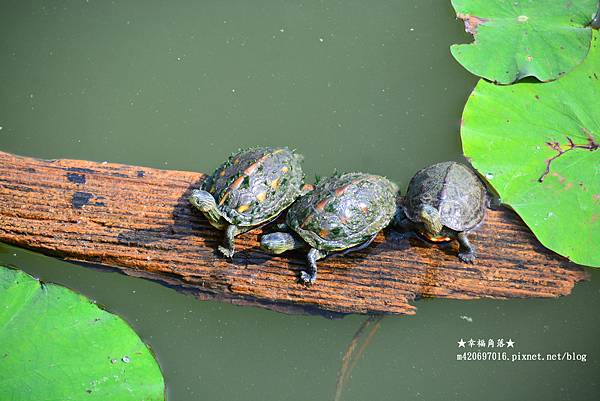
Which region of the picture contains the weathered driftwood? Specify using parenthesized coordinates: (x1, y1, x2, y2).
(0, 151, 588, 316)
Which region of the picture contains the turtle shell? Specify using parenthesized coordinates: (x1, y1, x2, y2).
(287, 172, 398, 252)
(203, 147, 304, 227)
(404, 161, 486, 232)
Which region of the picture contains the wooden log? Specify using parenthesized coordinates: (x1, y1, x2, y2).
(0, 151, 588, 316)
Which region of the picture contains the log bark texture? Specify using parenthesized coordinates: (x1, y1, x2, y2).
(0, 151, 588, 316)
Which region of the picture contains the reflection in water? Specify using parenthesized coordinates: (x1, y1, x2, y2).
(334, 315, 383, 401)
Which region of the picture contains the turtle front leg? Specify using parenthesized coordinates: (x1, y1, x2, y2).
(392, 206, 411, 229)
(301, 248, 327, 285)
(457, 231, 476, 263)
(487, 194, 502, 210)
(391, 207, 416, 239)
(218, 224, 239, 258)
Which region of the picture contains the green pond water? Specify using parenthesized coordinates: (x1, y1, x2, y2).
(1, 1, 599, 400)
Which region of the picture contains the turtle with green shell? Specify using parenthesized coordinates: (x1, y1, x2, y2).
(396, 161, 488, 263)
(189, 146, 307, 258)
(260, 172, 399, 284)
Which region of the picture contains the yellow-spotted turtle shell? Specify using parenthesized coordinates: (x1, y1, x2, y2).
(202, 147, 304, 227)
(286, 172, 398, 252)
(404, 161, 486, 232)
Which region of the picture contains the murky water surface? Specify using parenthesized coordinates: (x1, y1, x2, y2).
(1, 1, 599, 400)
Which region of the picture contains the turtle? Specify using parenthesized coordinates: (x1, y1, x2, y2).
(188, 146, 306, 258)
(397, 161, 487, 263)
(260, 172, 399, 284)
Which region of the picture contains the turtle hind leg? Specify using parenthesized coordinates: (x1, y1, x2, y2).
(301, 248, 327, 285)
(457, 231, 476, 263)
(218, 224, 239, 258)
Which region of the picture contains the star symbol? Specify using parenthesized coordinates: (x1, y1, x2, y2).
(506, 339, 515, 348)
(458, 338, 466, 348)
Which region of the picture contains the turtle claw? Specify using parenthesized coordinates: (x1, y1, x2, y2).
(218, 245, 235, 259)
(300, 270, 316, 285)
(458, 251, 476, 264)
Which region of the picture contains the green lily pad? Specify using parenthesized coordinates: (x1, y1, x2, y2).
(461, 31, 600, 267)
(0, 266, 165, 400)
(451, 0, 598, 84)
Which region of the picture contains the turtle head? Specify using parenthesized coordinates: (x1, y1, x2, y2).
(260, 232, 302, 254)
(189, 189, 217, 213)
(419, 205, 443, 235)
(189, 189, 227, 229)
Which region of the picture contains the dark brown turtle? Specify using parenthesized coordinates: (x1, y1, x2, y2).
(398, 161, 487, 263)
(189, 146, 306, 258)
(260, 172, 399, 284)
